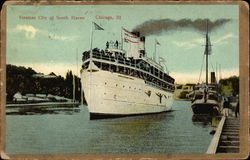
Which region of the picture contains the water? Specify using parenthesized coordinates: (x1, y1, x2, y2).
(6, 100, 213, 154)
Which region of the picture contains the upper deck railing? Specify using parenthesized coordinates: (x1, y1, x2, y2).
(82, 48, 175, 92)
(82, 49, 174, 83)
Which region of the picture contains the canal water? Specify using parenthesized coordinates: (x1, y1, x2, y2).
(6, 100, 213, 154)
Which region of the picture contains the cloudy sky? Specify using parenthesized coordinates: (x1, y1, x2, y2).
(7, 5, 239, 83)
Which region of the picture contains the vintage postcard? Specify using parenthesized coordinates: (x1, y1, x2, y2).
(0, 1, 249, 159)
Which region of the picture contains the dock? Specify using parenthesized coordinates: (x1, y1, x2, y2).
(207, 116, 240, 154)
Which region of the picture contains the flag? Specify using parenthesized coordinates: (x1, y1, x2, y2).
(93, 22, 104, 30)
(156, 39, 160, 45)
(159, 57, 165, 62)
(124, 37, 139, 43)
(122, 28, 139, 43)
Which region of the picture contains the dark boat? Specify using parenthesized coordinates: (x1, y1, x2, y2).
(191, 23, 222, 115)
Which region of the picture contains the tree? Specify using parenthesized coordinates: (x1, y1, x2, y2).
(6, 64, 86, 104)
(219, 76, 239, 96)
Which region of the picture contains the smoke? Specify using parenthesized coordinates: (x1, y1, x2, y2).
(132, 19, 231, 36)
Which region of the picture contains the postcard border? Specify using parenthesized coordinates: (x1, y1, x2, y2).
(0, 1, 249, 160)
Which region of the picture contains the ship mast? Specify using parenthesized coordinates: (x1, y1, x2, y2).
(204, 21, 212, 86)
(205, 22, 209, 85)
(204, 20, 212, 103)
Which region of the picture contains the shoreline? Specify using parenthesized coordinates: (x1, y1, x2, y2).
(6, 101, 80, 107)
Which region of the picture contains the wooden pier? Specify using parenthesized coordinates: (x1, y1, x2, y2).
(207, 116, 240, 154)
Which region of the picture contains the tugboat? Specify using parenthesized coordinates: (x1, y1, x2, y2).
(191, 24, 222, 115)
(80, 23, 175, 119)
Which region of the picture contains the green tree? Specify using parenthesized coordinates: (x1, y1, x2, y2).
(219, 76, 239, 96)
(6, 64, 86, 104)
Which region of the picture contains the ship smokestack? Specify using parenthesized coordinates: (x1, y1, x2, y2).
(211, 72, 216, 84)
(140, 36, 145, 42)
(139, 36, 146, 57)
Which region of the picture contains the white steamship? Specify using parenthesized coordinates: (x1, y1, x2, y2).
(81, 24, 175, 119)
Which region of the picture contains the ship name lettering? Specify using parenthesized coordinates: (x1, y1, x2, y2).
(71, 16, 85, 20)
(95, 15, 113, 20)
(56, 16, 69, 20)
(19, 16, 36, 20)
(38, 16, 47, 20)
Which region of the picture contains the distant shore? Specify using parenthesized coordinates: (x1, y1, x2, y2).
(6, 101, 80, 108)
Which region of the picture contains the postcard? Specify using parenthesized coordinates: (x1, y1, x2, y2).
(0, 1, 249, 160)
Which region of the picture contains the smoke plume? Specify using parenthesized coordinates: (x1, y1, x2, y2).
(132, 19, 231, 36)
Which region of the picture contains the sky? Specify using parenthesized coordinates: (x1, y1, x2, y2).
(6, 5, 239, 83)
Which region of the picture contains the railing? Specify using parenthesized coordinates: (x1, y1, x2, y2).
(106, 41, 122, 50)
(206, 116, 226, 154)
(83, 51, 148, 70)
(82, 51, 175, 85)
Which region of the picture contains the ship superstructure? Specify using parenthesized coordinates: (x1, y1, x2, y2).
(81, 25, 175, 119)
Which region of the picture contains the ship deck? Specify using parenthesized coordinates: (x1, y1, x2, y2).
(81, 49, 175, 92)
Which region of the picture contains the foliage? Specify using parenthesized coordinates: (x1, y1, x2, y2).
(178, 91, 189, 99)
(219, 76, 239, 96)
(6, 64, 86, 104)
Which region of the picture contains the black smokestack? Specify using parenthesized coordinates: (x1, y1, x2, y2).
(132, 18, 231, 36)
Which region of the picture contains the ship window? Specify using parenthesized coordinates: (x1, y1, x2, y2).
(195, 94, 203, 99)
(208, 94, 218, 101)
(176, 85, 182, 89)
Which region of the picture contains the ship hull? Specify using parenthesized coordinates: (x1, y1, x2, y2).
(81, 69, 173, 119)
(90, 110, 171, 120)
(191, 102, 220, 115)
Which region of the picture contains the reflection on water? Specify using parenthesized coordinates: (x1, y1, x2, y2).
(192, 114, 212, 126)
(99, 113, 175, 135)
(6, 105, 80, 115)
(192, 114, 221, 134)
(6, 101, 213, 154)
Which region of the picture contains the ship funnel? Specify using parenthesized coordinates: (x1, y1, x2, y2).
(139, 36, 146, 56)
(140, 36, 145, 42)
(211, 72, 216, 84)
